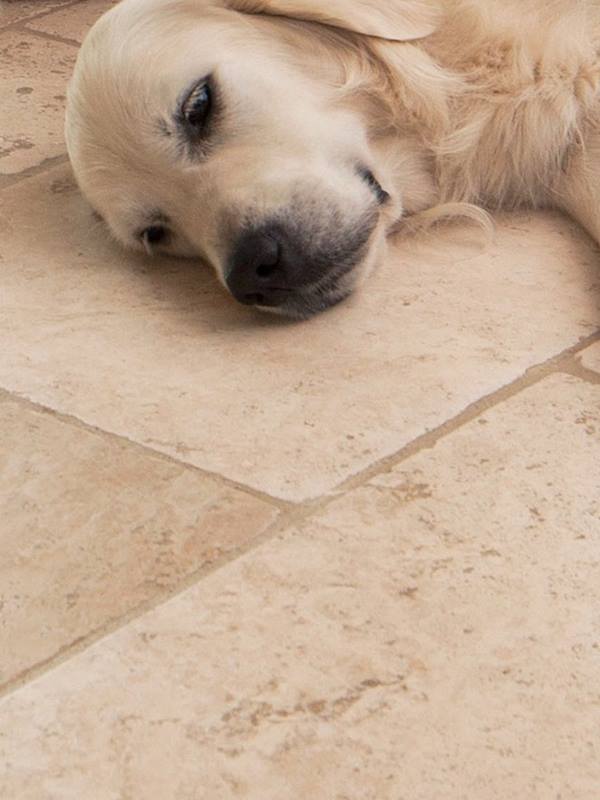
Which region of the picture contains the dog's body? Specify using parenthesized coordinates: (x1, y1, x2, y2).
(66, 0, 600, 317)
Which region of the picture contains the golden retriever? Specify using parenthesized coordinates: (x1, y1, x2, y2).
(65, 0, 600, 319)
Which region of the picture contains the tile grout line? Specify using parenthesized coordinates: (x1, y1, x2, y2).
(332, 330, 600, 493)
(0, 8, 80, 189)
(0, 388, 293, 512)
(19, 23, 82, 48)
(559, 360, 600, 385)
(0, 154, 70, 191)
(1, 331, 598, 702)
(0, 503, 306, 702)
(0, 3, 85, 188)
(0, 0, 86, 33)
(1, 329, 597, 514)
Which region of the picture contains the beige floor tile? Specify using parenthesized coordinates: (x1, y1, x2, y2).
(0, 396, 277, 687)
(1, 166, 599, 499)
(26, 0, 119, 41)
(0, 31, 75, 174)
(579, 342, 600, 373)
(0, 374, 598, 799)
(0, 0, 71, 27)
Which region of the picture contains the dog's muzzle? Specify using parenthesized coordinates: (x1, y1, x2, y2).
(225, 212, 378, 319)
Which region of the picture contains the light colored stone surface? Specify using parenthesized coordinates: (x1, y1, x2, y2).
(1, 166, 599, 499)
(0, 396, 277, 687)
(27, 0, 119, 41)
(1, 0, 598, 791)
(0, 0, 71, 27)
(0, 31, 75, 174)
(579, 342, 600, 373)
(0, 374, 598, 799)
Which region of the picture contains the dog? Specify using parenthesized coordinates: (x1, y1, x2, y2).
(65, 0, 600, 319)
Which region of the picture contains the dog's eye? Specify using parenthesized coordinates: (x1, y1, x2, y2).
(181, 80, 212, 132)
(359, 167, 390, 205)
(141, 225, 168, 247)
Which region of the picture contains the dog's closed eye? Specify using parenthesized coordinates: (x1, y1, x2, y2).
(141, 224, 170, 252)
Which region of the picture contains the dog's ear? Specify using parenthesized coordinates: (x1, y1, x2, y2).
(228, 0, 440, 41)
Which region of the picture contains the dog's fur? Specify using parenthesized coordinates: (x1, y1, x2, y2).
(65, 0, 600, 318)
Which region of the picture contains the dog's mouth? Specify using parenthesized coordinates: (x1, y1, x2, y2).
(254, 274, 355, 320)
(256, 291, 351, 320)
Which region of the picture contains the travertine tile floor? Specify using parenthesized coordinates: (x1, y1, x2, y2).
(0, 2, 599, 798)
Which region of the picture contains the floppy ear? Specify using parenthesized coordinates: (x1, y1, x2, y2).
(229, 0, 440, 42)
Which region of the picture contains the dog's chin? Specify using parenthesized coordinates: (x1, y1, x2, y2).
(257, 286, 353, 320)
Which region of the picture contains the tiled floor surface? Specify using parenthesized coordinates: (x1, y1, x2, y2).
(1, 1, 599, 797)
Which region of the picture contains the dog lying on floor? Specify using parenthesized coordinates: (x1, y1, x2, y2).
(65, 0, 600, 319)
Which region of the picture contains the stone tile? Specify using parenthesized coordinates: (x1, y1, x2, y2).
(0, 0, 71, 27)
(0, 31, 75, 174)
(579, 342, 600, 373)
(1, 166, 599, 500)
(26, 0, 119, 41)
(0, 395, 277, 687)
(0, 374, 598, 799)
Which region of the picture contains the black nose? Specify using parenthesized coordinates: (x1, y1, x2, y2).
(226, 226, 294, 307)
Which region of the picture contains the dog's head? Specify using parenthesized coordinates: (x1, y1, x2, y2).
(66, 0, 439, 318)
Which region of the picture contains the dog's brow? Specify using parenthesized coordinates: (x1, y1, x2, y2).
(138, 210, 170, 228)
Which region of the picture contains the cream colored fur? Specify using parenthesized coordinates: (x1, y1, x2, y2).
(65, 0, 600, 313)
